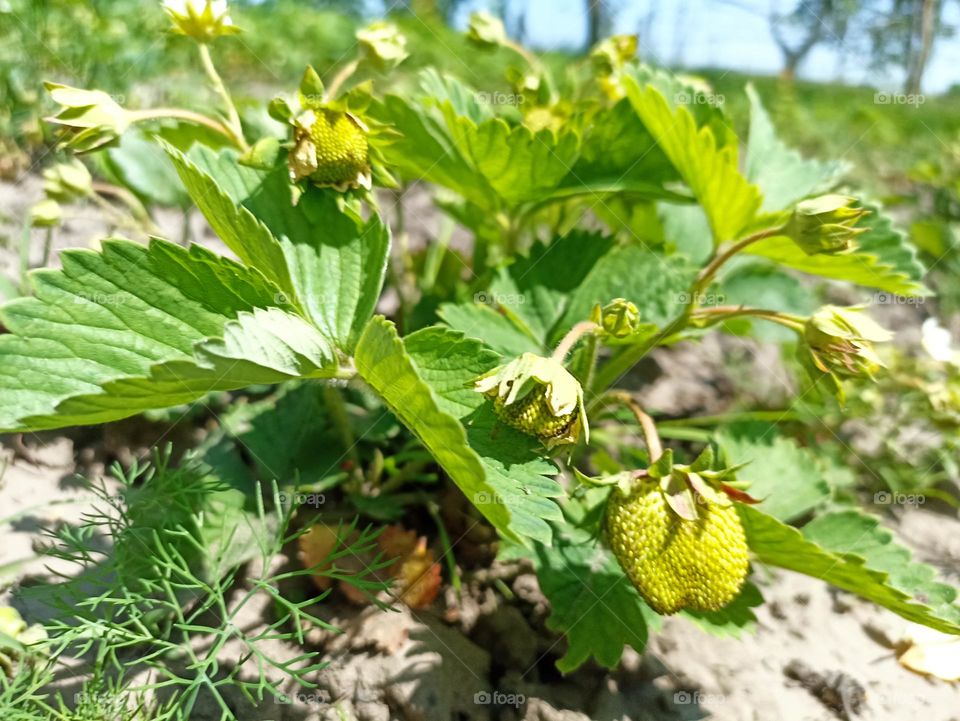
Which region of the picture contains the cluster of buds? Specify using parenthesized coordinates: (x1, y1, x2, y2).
(598, 447, 755, 614)
(590, 298, 656, 344)
(472, 353, 588, 449)
(783, 195, 869, 256)
(162, 0, 238, 43)
(589, 34, 638, 100)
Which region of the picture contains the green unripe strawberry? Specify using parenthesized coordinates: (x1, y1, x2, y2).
(289, 108, 371, 190)
(472, 353, 588, 448)
(491, 389, 576, 442)
(605, 479, 749, 614)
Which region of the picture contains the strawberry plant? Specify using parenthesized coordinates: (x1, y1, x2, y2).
(2, 3, 958, 717)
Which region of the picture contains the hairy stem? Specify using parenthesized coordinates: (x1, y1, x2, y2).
(325, 58, 360, 101)
(604, 391, 663, 461)
(552, 321, 600, 363)
(197, 43, 248, 150)
(131, 107, 239, 146)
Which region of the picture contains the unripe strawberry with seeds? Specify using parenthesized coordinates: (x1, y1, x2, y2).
(472, 352, 588, 448)
(289, 108, 372, 190)
(601, 449, 752, 614)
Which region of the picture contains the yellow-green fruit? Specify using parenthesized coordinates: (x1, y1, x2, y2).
(491, 390, 575, 442)
(291, 109, 369, 187)
(605, 481, 749, 614)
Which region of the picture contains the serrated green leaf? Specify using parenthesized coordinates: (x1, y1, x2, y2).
(744, 85, 846, 212)
(103, 130, 190, 208)
(624, 80, 762, 243)
(403, 326, 564, 543)
(488, 231, 616, 347)
(803, 511, 960, 627)
(0, 239, 338, 432)
(717, 424, 830, 522)
(745, 202, 927, 296)
(560, 245, 697, 335)
(530, 532, 659, 672)
(168, 144, 390, 352)
(682, 581, 764, 637)
(437, 302, 541, 357)
(741, 506, 960, 634)
(356, 317, 558, 544)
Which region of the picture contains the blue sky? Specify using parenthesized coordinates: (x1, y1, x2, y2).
(437, 0, 960, 94)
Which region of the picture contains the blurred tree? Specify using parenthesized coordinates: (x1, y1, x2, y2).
(865, 0, 948, 94)
(767, 0, 862, 82)
(586, 0, 613, 49)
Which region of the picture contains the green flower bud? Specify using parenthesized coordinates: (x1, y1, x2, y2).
(783, 195, 868, 256)
(29, 199, 62, 228)
(357, 22, 409, 72)
(590, 34, 638, 76)
(466, 11, 507, 49)
(803, 305, 892, 380)
(162, 0, 239, 43)
(472, 353, 588, 448)
(288, 108, 372, 191)
(42, 159, 92, 202)
(44, 82, 132, 153)
(591, 298, 641, 339)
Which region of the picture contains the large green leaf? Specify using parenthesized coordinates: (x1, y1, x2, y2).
(168, 144, 390, 352)
(741, 506, 960, 634)
(533, 533, 658, 672)
(0, 239, 337, 431)
(355, 317, 560, 544)
(717, 424, 830, 522)
(745, 202, 928, 296)
(437, 302, 540, 357)
(624, 79, 762, 243)
(744, 85, 846, 212)
(403, 326, 564, 543)
(488, 231, 617, 347)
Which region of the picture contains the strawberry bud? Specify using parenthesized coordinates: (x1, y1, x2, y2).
(802, 305, 892, 380)
(472, 353, 588, 448)
(783, 195, 868, 256)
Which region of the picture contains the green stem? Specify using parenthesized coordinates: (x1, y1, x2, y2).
(197, 43, 248, 150)
(323, 384, 360, 484)
(590, 224, 785, 396)
(427, 501, 461, 595)
(602, 391, 663, 461)
(130, 107, 239, 146)
(41, 228, 53, 267)
(551, 321, 600, 363)
(692, 306, 806, 332)
(325, 58, 360, 101)
(658, 410, 801, 427)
